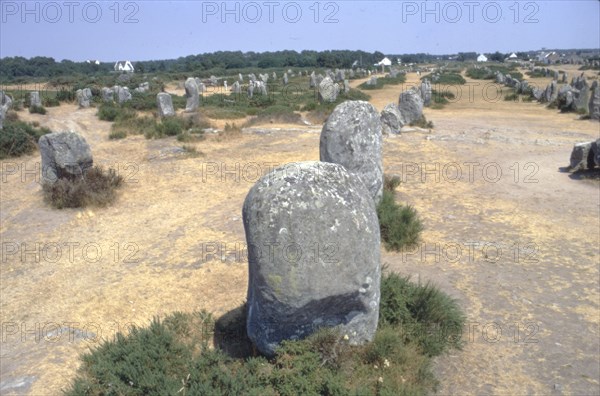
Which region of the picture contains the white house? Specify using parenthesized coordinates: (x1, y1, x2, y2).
(477, 54, 488, 62)
(114, 60, 135, 73)
(507, 53, 519, 62)
(377, 57, 392, 66)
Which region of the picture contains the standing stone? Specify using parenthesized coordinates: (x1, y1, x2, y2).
(259, 74, 269, 83)
(39, 131, 93, 184)
(272, 72, 277, 80)
(573, 79, 589, 112)
(248, 73, 256, 82)
(366, 76, 378, 86)
(209, 75, 218, 86)
(256, 81, 268, 96)
(115, 86, 132, 103)
(283, 73, 288, 85)
(76, 88, 92, 108)
(343, 79, 350, 94)
(231, 81, 242, 94)
(238, 73, 244, 82)
(589, 81, 600, 120)
(0, 91, 13, 129)
(569, 141, 595, 171)
(532, 87, 544, 101)
(243, 161, 381, 357)
(184, 77, 200, 112)
(248, 82, 255, 98)
(320, 100, 383, 203)
(309, 72, 317, 88)
(398, 89, 424, 125)
(30, 91, 42, 107)
(318, 76, 339, 103)
(335, 69, 345, 82)
(134, 82, 150, 93)
(380, 103, 404, 134)
(544, 81, 557, 103)
(156, 93, 175, 118)
(101, 87, 114, 102)
(197, 81, 206, 93)
(496, 72, 505, 84)
(562, 73, 567, 83)
(420, 79, 432, 106)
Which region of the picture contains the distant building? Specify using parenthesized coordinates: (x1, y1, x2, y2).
(377, 57, 392, 66)
(86, 60, 100, 65)
(114, 60, 135, 73)
(477, 54, 488, 62)
(538, 51, 559, 64)
(507, 53, 518, 62)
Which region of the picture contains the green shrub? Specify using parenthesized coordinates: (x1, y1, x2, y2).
(358, 75, 407, 90)
(65, 270, 465, 395)
(504, 93, 520, 101)
(97, 103, 120, 121)
(109, 130, 127, 140)
(42, 96, 60, 107)
(155, 117, 184, 137)
(384, 174, 401, 191)
(377, 190, 424, 251)
(428, 73, 465, 85)
(409, 115, 434, 129)
(42, 166, 123, 209)
(0, 120, 51, 159)
(29, 105, 47, 115)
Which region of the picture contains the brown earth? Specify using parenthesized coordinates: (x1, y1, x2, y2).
(1, 67, 599, 395)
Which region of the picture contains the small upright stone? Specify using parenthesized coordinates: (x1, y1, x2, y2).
(76, 88, 92, 108)
(184, 77, 200, 112)
(0, 91, 13, 129)
(156, 92, 175, 118)
(30, 91, 42, 107)
(101, 87, 114, 102)
(589, 81, 600, 121)
(398, 88, 424, 125)
(318, 76, 339, 103)
(381, 103, 404, 134)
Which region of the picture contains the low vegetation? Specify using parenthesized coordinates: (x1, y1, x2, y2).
(466, 65, 523, 80)
(29, 104, 47, 115)
(377, 175, 424, 251)
(65, 269, 465, 395)
(42, 166, 123, 209)
(358, 74, 407, 90)
(0, 116, 51, 159)
(426, 72, 466, 85)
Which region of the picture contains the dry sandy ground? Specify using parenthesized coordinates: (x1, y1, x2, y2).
(1, 67, 599, 395)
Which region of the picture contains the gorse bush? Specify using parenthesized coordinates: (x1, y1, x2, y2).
(29, 105, 47, 115)
(42, 166, 123, 209)
(65, 271, 465, 396)
(377, 190, 424, 251)
(0, 120, 51, 159)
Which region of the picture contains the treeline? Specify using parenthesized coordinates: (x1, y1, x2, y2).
(0, 50, 449, 82)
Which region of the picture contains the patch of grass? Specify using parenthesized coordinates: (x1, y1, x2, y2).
(108, 130, 127, 140)
(409, 115, 434, 129)
(42, 96, 60, 107)
(0, 120, 51, 159)
(180, 144, 202, 157)
(147, 116, 185, 138)
(202, 108, 247, 119)
(29, 105, 47, 115)
(427, 72, 465, 85)
(377, 190, 424, 251)
(384, 174, 401, 191)
(358, 75, 407, 90)
(65, 270, 465, 395)
(42, 166, 123, 209)
(504, 93, 520, 101)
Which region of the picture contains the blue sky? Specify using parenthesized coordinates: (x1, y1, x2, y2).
(0, 1, 598, 61)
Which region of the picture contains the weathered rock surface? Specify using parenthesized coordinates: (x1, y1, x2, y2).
(243, 161, 381, 356)
(320, 100, 383, 202)
(398, 89, 424, 125)
(157, 92, 175, 118)
(184, 77, 200, 112)
(380, 103, 404, 134)
(39, 131, 93, 184)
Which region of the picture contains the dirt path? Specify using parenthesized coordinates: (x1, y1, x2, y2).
(1, 70, 599, 395)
